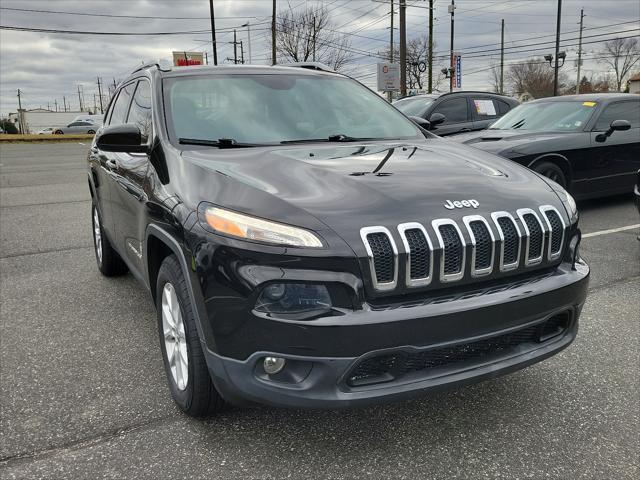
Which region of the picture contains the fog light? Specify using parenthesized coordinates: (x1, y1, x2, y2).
(263, 356, 286, 375)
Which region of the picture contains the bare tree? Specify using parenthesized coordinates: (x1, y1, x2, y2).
(488, 64, 501, 93)
(507, 58, 568, 98)
(384, 35, 444, 91)
(273, 6, 353, 71)
(601, 37, 640, 91)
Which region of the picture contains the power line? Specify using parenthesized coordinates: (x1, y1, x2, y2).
(0, 6, 259, 20)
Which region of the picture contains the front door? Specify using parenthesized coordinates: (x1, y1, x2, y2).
(429, 97, 473, 136)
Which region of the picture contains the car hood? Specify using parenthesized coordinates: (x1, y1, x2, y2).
(449, 129, 581, 155)
(180, 139, 563, 247)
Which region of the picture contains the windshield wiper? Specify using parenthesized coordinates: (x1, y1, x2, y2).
(281, 134, 375, 144)
(178, 138, 260, 148)
(510, 119, 526, 129)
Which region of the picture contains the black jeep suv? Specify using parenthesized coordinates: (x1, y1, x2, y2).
(88, 63, 589, 416)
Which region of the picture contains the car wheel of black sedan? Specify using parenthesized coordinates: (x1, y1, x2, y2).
(156, 255, 227, 417)
(91, 204, 128, 276)
(533, 161, 567, 189)
(87, 129, 96, 134)
(54, 130, 63, 135)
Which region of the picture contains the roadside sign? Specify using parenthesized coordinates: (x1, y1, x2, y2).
(453, 53, 462, 89)
(377, 63, 400, 92)
(172, 51, 204, 67)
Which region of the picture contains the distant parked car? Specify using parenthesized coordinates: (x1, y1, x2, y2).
(54, 121, 98, 134)
(450, 93, 640, 199)
(393, 91, 519, 136)
(38, 127, 54, 135)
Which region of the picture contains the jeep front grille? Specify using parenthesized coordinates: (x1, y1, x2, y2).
(360, 206, 567, 292)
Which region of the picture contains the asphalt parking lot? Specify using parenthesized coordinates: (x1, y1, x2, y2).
(1, 142, 638, 480)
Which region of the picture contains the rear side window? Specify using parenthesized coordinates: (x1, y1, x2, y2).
(108, 83, 135, 126)
(495, 99, 512, 115)
(595, 101, 640, 130)
(433, 98, 468, 124)
(126, 80, 152, 142)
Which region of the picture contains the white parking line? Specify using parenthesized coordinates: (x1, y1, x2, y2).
(582, 224, 640, 238)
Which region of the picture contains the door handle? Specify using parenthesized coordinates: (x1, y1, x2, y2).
(460, 128, 471, 132)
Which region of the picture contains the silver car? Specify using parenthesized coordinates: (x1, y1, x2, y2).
(53, 121, 98, 134)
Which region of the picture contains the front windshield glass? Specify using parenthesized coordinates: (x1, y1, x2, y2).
(489, 101, 597, 132)
(393, 96, 436, 117)
(164, 74, 421, 144)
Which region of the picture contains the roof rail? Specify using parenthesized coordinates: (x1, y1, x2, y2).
(130, 60, 172, 75)
(281, 62, 335, 72)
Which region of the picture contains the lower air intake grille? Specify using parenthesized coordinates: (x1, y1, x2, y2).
(366, 232, 395, 283)
(523, 213, 543, 260)
(405, 228, 431, 279)
(497, 216, 519, 265)
(346, 312, 572, 387)
(439, 224, 463, 275)
(470, 220, 492, 270)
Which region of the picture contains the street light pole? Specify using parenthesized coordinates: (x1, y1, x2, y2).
(553, 0, 562, 96)
(576, 9, 584, 94)
(399, 0, 406, 96)
(209, 0, 218, 65)
(449, 0, 456, 92)
(271, 0, 277, 65)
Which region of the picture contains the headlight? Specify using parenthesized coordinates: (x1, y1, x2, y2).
(550, 185, 578, 224)
(201, 206, 323, 248)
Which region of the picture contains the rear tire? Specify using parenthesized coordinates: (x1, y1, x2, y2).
(533, 161, 567, 189)
(54, 130, 63, 134)
(87, 129, 96, 134)
(92, 204, 128, 276)
(156, 255, 226, 417)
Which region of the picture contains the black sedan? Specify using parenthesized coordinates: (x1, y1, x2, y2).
(451, 93, 640, 199)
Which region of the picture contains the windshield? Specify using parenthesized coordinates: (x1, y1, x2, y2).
(393, 96, 436, 117)
(489, 101, 597, 132)
(164, 74, 421, 145)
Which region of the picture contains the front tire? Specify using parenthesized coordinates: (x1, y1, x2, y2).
(533, 161, 567, 189)
(91, 204, 128, 276)
(156, 255, 226, 417)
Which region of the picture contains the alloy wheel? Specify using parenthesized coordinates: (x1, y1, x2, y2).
(93, 208, 102, 264)
(161, 282, 189, 390)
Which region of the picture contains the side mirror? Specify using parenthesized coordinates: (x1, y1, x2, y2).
(595, 119, 631, 143)
(429, 112, 446, 127)
(409, 116, 431, 130)
(96, 124, 148, 153)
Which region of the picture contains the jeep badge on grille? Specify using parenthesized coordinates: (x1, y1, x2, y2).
(444, 199, 480, 209)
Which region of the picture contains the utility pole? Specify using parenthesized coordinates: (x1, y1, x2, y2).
(428, 0, 433, 93)
(205, 52, 209, 65)
(209, 0, 218, 65)
(399, 0, 407, 96)
(553, 0, 562, 96)
(240, 41, 245, 64)
(63, 96, 67, 112)
(54, 99, 58, 112)
(576, 8, 584, 94)
(387, 0, 394, 102)
(449, 0, 456, 92)
(17, 89, 23, 133)
(271, 0, 276, 65)
(77, 85, 83, 111)
(500, 19, 505, 94)
(233, 29, 238, 64)
(93, 94, 97, 114)
(242, 22, 252, 64)
(97, 76, 104, 114)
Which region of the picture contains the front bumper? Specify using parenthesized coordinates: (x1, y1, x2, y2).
(202, 261, 589, 409)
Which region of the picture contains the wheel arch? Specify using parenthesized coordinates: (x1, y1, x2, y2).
(527, 154, 573, 186)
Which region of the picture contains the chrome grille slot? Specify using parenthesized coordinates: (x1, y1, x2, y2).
(491, 212, 521, 272)
(463, 215, 495, 277)
(517, 209, 544, 266)
(432, 219, 466, 282)
(398, 223, 433, 287)
(360, 226, 398, 291)
(539, 205, 566, 260)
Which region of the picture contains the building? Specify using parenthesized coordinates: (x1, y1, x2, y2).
(628, 73, 640, 94)
(8, 109, 92, 134)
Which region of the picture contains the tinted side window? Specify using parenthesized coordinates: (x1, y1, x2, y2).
(109, 83, 135, 126)
(433, 97, 468, 124)
(595, 101, 640, 130)
(496, 99, 512, 115)
(126, 80, 152, 142)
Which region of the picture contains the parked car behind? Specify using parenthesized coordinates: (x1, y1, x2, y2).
(54, 121, 98, 134)
(393, 91, 519, 136)
(450, 94, 640, 199)
(37, 127, 54, 135)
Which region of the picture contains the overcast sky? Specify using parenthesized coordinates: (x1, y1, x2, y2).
(1, 0, 639, 115)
